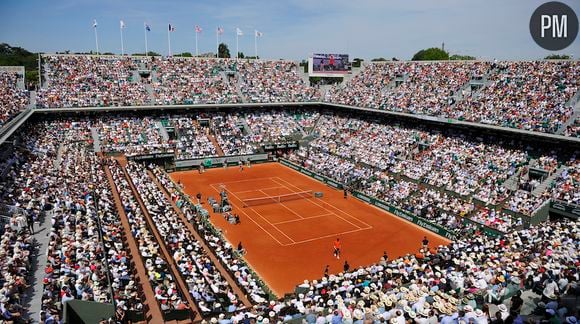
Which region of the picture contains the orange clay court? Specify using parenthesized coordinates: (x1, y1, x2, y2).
(170, 163, 450, 297)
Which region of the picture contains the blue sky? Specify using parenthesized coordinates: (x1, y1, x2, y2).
(0, 0, 578, 60)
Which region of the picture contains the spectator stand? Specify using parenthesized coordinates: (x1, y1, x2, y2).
(151, 166, 277, 301)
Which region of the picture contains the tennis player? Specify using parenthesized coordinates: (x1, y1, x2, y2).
(333, 238, 341, 259)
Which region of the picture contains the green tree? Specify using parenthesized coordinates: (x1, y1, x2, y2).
(449, 54, 476, 60)
(299, 61, 308, 73)
(237, 52, 245, 59)
(371, 57, 387, 62)
(544, 54, 571, 59)
(179, 52, 193, 57)
(26, 70, 39, 84)
(218, 43, 230, 58)
(352, 58, 364, 67)
(411, 47, 449, 61)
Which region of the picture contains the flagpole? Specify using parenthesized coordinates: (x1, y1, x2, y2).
(120, 25, 125, 56)
(216, 28, 219, 58)
(168, 27, 171, 57)
(236, 30, 239, 59)
(195, 30, 198, 56)
(254, 32, 257, 59)
(37, 53, 42, 88)
(144, 25, 149, 57)
(94, 26, 100, 55)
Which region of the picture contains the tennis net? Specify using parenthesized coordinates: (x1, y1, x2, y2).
(242, 190, 314, 207)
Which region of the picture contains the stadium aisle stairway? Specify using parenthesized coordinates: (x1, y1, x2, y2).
(156, 121, 170, 142)
(146, 169, 251, 307)
(90, 127, 101, 152)
(25, 207, 53, 321)
(103, 164, 163, 323)
(557, 97, 580, 134)
(207, 134, 225, 156)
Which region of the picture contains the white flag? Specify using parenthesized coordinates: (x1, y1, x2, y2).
(236, 27, 243, 36)
(120, 20, 125, 29)
(255, 30, 263, 37)
(93, 19, 98, 28)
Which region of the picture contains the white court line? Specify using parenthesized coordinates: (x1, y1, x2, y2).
(234, 186, 286, 194)
(274, 176, 374, 229)
(210, 177, 278, 186)
(284, 227, 371, 246)
(271, 177, 367, 230)
(208, 183, 288, 246)
(258, 189, 306, 220)
(223, 185, 297, 244)
(272, 213, 335, 225)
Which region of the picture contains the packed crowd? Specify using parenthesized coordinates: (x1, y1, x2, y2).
(152, 58, 240, 105)
(237, 60, 319, 103)
(246, 111, 304, 144)
(470, 208, 524, 233)
(550, 159, 579, 206)
(97, 116, 171, 155)
(37, 55, 150, 108)
(326, 60, 579, 135)
(126, 161, 241, 316)
(26, 111, 575, 229)
(35, 55, 324, 109)
(91, 111, 317, 156)
(363, 175, 419, 207)
(170, 116, 219, 159)
(0, 146, 36, 323)
(507, 190, 549, 216)
(286, 113, 577, 232)
(324, 63, 395, 109)
(325, 61, 490, 114)
(91, 157, 146, 316)
(384, 62, 490, 116)
(32, 55, 580, 137)
(0, 71, 29, 127)
(295, 111, 321, 131)
(0, 110, 578, 322)
(0, 121, 149, 322)
(307, 115, 531, 196)
(309, 115, 430, 171)
(210, 114, 256, 156)
(109, 159, 190, 316)
(210, 219, 579, 324)
(452, 61, 579, 133)
(42, 141, 112, 319)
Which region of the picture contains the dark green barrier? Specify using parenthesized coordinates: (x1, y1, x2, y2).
(281, 159, 301, 171)
(461, 218, 503, 238)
